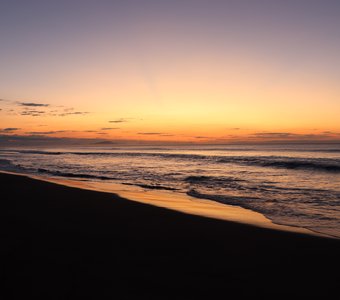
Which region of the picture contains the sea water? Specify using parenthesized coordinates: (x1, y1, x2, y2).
(0, 144, 339, 237)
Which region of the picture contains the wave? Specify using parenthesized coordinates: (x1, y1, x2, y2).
(0, 159, 24, 173)
(18, 149, 200, 159)
(19, 150, 64, 155)
(187, 189, 260, 209)
(217, 157, 340, 173)
(258, 160, 340, 172)
(184, 175, 340, 199)
(187, 189, 340, 238)
(0, 159, 12, 166)
(123, 182, 178, 191)
(16, 150, 340, 173)
(184, 175, 246, 183)
(37, 168, 116, 180)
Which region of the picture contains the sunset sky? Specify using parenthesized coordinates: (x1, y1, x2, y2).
(1, 0, 340, 144)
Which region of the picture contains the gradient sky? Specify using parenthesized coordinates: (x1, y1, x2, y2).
(1, 0, 340, 144)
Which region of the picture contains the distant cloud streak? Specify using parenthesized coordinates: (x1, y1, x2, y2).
(0, 127, 20, 132)
(1, 98, 90, 118)
(57, 111, 90, 117)
(138, 132, 163, 135)
(26, 130, 70, 135)
(21, 110, 46, 116)
(249, 132, 340, 141)
(19, 102, 49, 107)
(251, 132, 297, 138)
(108, 117, 135, 124)
(158, 134, 175, 137)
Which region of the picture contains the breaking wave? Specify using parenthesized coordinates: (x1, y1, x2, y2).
(37, 168, 116, 180)
(14, 150, 340, 173)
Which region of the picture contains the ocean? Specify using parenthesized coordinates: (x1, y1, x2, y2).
(1, 144, 339, 238)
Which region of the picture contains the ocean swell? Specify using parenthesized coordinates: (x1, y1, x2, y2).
(37, 168, 116, 180)
(16, 150, 340, 173)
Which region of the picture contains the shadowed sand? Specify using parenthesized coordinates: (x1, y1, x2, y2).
(28, 174, 317, 236)
(1, 172, 339, 299)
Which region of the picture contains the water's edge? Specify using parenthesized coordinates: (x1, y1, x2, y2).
(1, 170, 330, 239)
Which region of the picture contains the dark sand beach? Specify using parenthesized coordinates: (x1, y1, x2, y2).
(1, 172, 339, 299)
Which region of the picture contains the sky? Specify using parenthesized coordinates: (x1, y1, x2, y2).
(1, 0, 340, 144)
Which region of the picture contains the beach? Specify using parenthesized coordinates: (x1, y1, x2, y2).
(2, 145, 339, 237)
(1, 171, 339, 298)
(2, 0, 340, 298)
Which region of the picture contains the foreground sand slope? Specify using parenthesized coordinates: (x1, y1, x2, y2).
(1, 173, 339, 299)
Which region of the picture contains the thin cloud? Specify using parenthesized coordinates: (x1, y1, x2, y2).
(19, 102, 50, 107)
(26, 130, 69, 135)
(0, 134, 115, 147)
(322, 131, 336, 134)
(57, 111, 90, 117)
(1, 99, 90, 118)
(251, 132, 297, 138)
(100, 127, 120, 130)
(249, 132, 340, 140)
(72, 111, 87, 114)
(21, 110, 46, 116)
(1, 127, 20, 132)
(136, 132, 175, 137)
(158, 134, 175, 137)
(137, 132, 163, 135)
(108, 118, 133, 123)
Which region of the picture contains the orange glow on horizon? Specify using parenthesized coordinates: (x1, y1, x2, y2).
(1, 2, 340, 145)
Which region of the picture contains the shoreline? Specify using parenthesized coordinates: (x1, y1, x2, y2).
(1, 171, 340, 298)
(0, 170, 320, 237)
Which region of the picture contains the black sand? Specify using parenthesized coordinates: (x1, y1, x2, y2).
(1, 172, 339, 299)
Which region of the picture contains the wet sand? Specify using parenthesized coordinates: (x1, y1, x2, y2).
(30, 173, 317, 235)
(1, 172, 339, 298)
